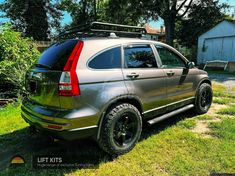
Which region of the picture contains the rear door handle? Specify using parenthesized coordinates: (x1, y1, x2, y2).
(126, 73, 139, 79)
(166, 71, 175, 76)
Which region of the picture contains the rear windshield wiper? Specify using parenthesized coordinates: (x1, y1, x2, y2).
(35, 63, 51, 69)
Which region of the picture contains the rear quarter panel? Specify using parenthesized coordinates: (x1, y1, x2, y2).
(59, 40, 129, 125)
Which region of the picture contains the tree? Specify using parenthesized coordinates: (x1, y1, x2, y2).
(104, 0, 144, 25)
(175, 1, 229, 47)
(0, 0, 62, 40)
(0, 24, 40, 97)
(59, 0, 145, 28)
(59, 0, 98, 27)
(146, 0, 195, 46)
(146, 0, 231, 46)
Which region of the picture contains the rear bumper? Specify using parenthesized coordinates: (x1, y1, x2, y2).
(21, 99, 99, 140)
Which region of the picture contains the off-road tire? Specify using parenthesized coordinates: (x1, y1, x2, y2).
(98, 103, 142, 155)
(194, 83, 213, 114)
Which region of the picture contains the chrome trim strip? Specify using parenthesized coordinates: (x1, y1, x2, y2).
(143, 97, 195, 114)
(68, 125, 98, 131)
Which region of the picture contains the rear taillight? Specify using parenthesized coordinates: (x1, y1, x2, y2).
(59, 71, 79, 96)
(59, 41, 84, 96)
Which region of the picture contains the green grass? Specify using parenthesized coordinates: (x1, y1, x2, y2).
(232, 86, 235, 92)
(209, 118, 235, 140)
(213, 92, 235, 99)
(0, 101, 28, 135)
(212, 81, 227, 93)
(212, 82, 229, 98)
(212, 82, 235, 99)
(213, 97, 232, 105)
(0, 102, 29, 152)
(196, 114, 212, 120)
(177, 118, 196, 129)
(0, 83, 235, 175)
(218, 105, 235, 116)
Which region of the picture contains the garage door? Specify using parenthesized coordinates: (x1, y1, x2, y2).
(222, 37, 235, 61)
(204, 36, 235, 61)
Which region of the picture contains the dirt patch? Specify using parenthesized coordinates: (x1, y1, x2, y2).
(192, 118, 221, 138)
(191, 102, 224, 138)
(192, 121, 210, 137)
(207, 103, 227, 116)
(191, 78, 230, 138)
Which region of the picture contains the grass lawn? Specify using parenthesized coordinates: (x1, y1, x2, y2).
(0, 83, 235, 176)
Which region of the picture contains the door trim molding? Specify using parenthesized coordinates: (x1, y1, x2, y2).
(143, 97, 195, 114)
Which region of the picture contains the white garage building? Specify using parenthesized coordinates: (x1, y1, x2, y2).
(197, 20, 235, 65)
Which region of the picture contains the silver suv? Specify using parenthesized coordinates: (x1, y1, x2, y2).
(22, 23, 213, 155)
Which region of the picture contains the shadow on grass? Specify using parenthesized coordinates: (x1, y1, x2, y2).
(0, 110, 196, 175)
(141, 110, 196, 140)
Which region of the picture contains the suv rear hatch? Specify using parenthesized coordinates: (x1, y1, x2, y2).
(25, 39, 83, 109)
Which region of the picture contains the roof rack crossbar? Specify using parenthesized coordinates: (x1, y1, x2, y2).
(58, 21, 147, 39)
(91, 29, 142, 35)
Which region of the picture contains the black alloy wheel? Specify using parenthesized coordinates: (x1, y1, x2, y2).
(194, 83, 213, 114)
(113, 113, 139, 147)
(98, 103, 142, 155)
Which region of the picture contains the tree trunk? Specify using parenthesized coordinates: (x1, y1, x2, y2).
(82, 0, 87, 21)
(93, 0, 97, 21)
(164, 16, 175, 46)
(24, 0, 49, 40)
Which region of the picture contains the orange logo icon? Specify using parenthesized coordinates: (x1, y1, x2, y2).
(10, 155, 25, 165)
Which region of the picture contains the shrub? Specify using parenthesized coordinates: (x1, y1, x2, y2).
(0, 24, 40, 97)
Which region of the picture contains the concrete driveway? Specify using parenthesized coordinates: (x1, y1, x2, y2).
(209, 73, 235, 89)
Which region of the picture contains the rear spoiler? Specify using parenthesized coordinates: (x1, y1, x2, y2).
(58, 21, 147, 39)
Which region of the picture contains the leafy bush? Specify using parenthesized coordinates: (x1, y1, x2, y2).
(0, 24, 40, 97)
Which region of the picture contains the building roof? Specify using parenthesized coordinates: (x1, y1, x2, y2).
(225, 19, 235, 24)
(199, 20, 235, 38)
(144, 24, 165, 35)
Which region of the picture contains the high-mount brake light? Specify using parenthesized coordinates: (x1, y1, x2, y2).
(59, 41, 84, 96)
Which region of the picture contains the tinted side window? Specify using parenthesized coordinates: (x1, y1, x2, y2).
(124, 45, 157, 68)
(37, 40, 78, 70)
(88, 47, 121, 69)
(155, 45, 185, 68)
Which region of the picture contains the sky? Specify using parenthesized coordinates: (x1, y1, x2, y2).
(0, 0, 235, 29)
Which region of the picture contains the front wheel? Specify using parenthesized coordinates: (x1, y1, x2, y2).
(194, 83, 213, 114)
(98, 103, 142, 155)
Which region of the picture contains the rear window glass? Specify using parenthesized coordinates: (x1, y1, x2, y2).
(37, 40, 78, 70)
(88, 47, 121, 69)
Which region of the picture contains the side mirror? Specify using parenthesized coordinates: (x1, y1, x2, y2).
(187, 62, 195, 69)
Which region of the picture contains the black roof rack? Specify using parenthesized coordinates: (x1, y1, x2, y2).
(58, 22, 147, 39)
